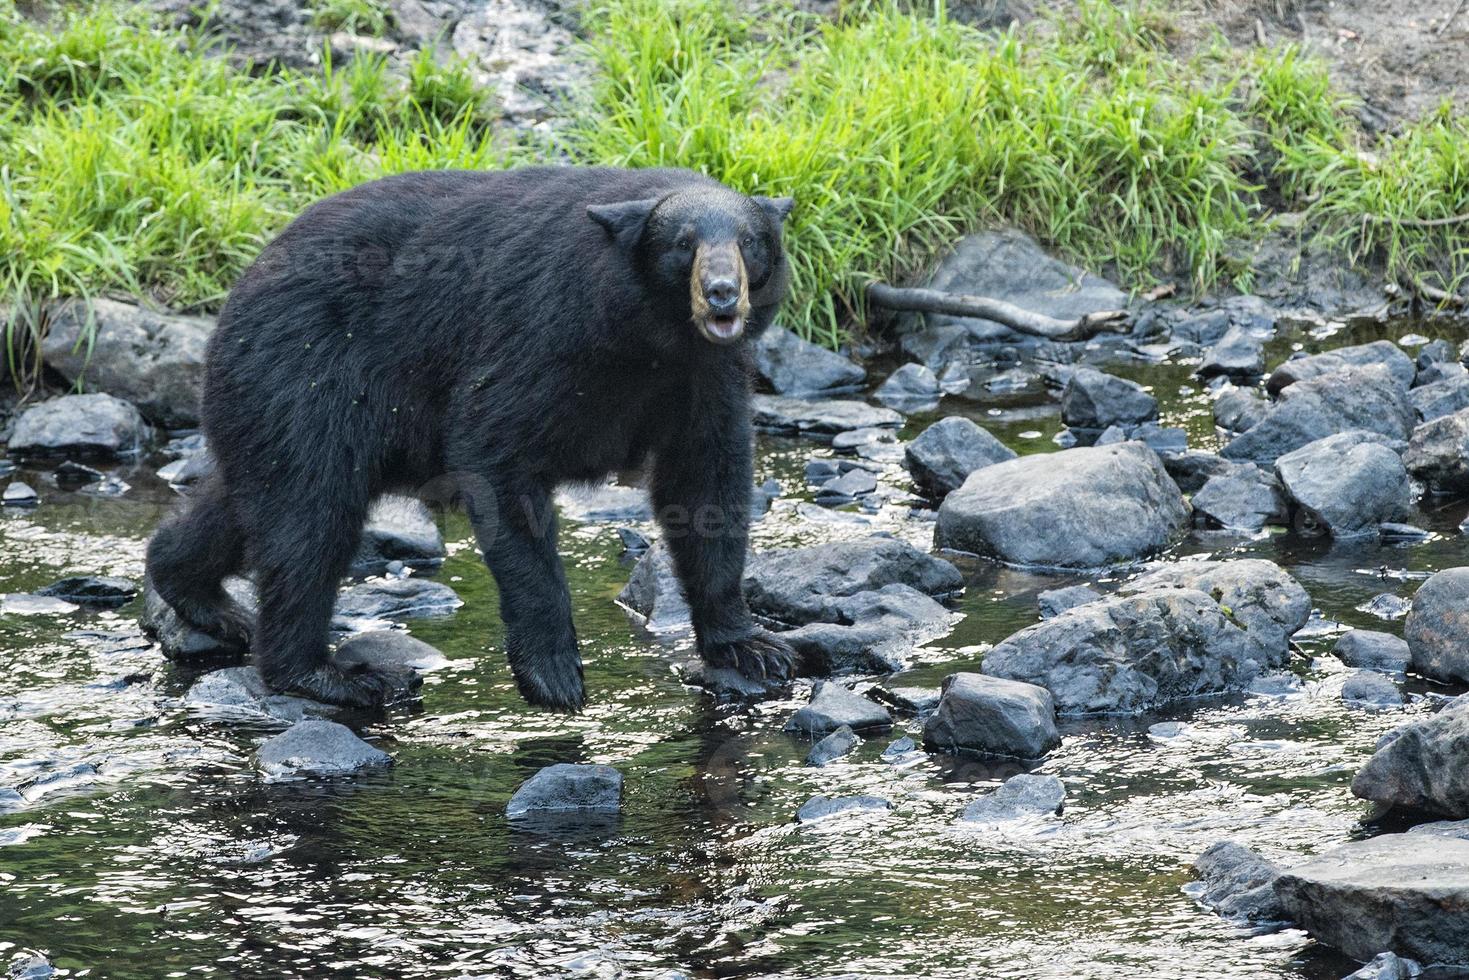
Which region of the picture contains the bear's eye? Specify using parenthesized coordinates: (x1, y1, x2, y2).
(675, 237, 693, 252)
(741, 235, 754, 248)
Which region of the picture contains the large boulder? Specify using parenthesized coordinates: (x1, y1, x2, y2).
(752, 395, 902, 438)
(9, 393, 150, 460)
(778, 584, 955, 675)
(903, 416, 1016, 497)
(923, 672, 1058, 759)
(935, 443, 1190, 569)
(1404, 408, 1469, 493)
(1333, 630, 1411, 673)
(1119, 559, 1310, 666)
(1265, 340, 1416, 395)
(41, 299, 214, 426)
(1222, 366, 1416, 464)
(1410, 373, 1469, 421)
(1191, 840, 1287, 923)
(981, 588, 1261, 715)
(743, 537, 962, 625)
(752, 324, 866, 395)
(1404, 568, 1469, 684)
(1273, 834, 1469, 966)
(1352, 700, 1469, 819)
(1060, 368, 1158, 431)
(1273, 431, 1412, 537)
(1189, 464, 1288, 531)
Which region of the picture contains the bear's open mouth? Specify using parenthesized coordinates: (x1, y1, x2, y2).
(701, 313, 744, 343)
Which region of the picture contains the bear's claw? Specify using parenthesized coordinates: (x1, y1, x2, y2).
(283, 661, 422, 709)
(702, 629, 796, 682)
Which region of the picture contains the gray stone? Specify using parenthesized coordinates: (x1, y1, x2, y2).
(36, 576, 136, 608)
(185, 667, 334, 724)
(2, 482, 37, 507)
(334, 577, 462, 622)
(1171, 309, 1232, 346)
(1192, 840, 1288, 922)
(1411, 373, 1469, 421)
(41, 298, 214, 426)
(983, 588, 1262, 715)
(959, 773, 1065, 823)
(506, 763, 622, 817)
(796, 794, 892, 823)
(257, 720, 390, 777)
(1275, 431, 1412, 537)
(867, 685, 942, 717)
(616, 526, 650, 555)
(1352, 699, 1469, 818)
(1333, 631, 1411, 672)
(935, 443, 1190, 569)
(805, 725, 861, 766)
(9, 393, 150, 459)
(1341, 671, 1403, 706)
(923, 672, 1058, 759)
(6, 953, 53, 980)
(142, 576, 255, 660)
(752, 395, 903, 438)
(1273, 834, 1469, 965)
(785, 681, 893, 735)
(1120, 559, 1310, 666)
(1404, 408, 1469, 493)
(1379, 523, 1430, 542)
(1164, 450, 1237, 493)
(1343, 953, 1423, 980)
(816, 467, 877, 503)
(1191, 465, 1288, 531)
(1267, 341, 1417, 395)
(352, 496, 445, 574)
(830, 426, 898, 452)
(1405, 568, 1469, 684)
(617, 543, 691, 635)
(779, 584, 955, 676)
(752, 324, 866, 395)
(881, 735, 919, 761)
(1361, 593, 1413, 621)
(334, 630, 448, 673)
(157, 451, 213, 487)
(1038, 585, 1102, 619)
(1060, 368, 1158, 431)
(904, 416, 1016, 497)
(1199, 326, 1265, 378)
(1223, 366, 1417, 464)
(743, 537, 962, 626)
(1213, 385, 1270, 433)
(874, 362, 942, 411)
(556, 481, 651, 523)
(449, 0, 588, 127)
(1407, 820, 1469, 841)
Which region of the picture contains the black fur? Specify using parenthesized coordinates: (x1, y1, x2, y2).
(146, 166, 796, 709)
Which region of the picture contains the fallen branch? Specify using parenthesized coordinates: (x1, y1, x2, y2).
(1406, 275, 1468, 308)
(1363, 210, 1469, 228)
(866, 282, 1130, 341)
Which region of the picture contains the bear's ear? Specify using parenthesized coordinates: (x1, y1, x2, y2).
(754, 196, 795, 225)
(587, 198, 659, 245)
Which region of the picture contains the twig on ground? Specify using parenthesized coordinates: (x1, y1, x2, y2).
(866, 282, 1130, 341)
(1363, 210, 1469, 228)
(1438, 0, 1467, 36)
(1405, 275, 1468, 307)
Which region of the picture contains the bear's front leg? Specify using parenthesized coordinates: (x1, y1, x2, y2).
(465, 475, 586, 712)
(652, 387, 794, 686)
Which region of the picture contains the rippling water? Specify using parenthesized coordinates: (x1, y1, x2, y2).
(1, 318, 1464, 978)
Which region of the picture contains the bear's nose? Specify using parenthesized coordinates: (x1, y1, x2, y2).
(705, 279, 740, 312)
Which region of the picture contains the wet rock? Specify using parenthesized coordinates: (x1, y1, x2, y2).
(1213, 385, 1270, 433)
(805, 725, 861, 766)
(903, 416, 1016, 497)
(9, 393, 150, 460)
(815, 467, 878, 505)
(351, 497, 445, 575)
(1352, 699, 1469, 818)
(830, 426, 899, 453)
(935, 442, 1190, 569)
(1380, 522, 1430, 542)
(1191, 465, 1288, 531)
(958, 773, 1065, 823)
(449, 0, 588, 127)
(1417, 338, 1456, 369)
(1341, 671, 1403, 707)
(505, 763, 622, 817)
(752, 324, 866, 394)
(185, 667, 334, 724)
(257, 720, 390, 778)
(1199, 326, 1265, 378)
(36, 576, 136, 608)
(41, 299, 214, 426)
(1404, 408, 1469, 493)
(795, 794, 892, 823)
(983, 588, 1261, 715)
(874, 362, 942, 412)
(1037, 585, 1101, 619)
(1333, 631, 1411, 672)
(779, 584, 955, 676)
(1343, 953, 1423, 980)
(881, 735, 919, 761)
(2, 594, 76, 615)
(1410, 373, 1469, 421)
(1163, 450, 1236, 494)
(157, 451, 214, 488)
(142, 576, 255, 660)
(1361, 593, 1413, 621)
(1272, 834, 1469, 965)
(2, 482, 38, 507)
(1222, 366, 1417, 464)
(334, 630, 448, 673)
(900, 323, 970, 370)
(616, 526, 650, 556)
(1191, 840, 1287, 923)
(1404, 568, 1469, 684)
(922, 672, 1058, 759)
(1266, 341, 1416, 396)
(743, 537, 962, 625)
(752, 395, 903, 438)
(867, 685, 941, 717)
(1120, 559, 1310, 665)
(617, 542, 690, 635)
(785, 681, 893, 735)
(1408, 820, 1469, 841)
(5, 953, 53, 979)
(556, 481, 651, 523)
(1274, 431, 1412, 537)
(1060, 368, 1158, 431)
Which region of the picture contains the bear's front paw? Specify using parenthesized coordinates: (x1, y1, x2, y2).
(283, 662, 422, 709)
(507, 628, 585, 713)
(701, 629, 796, 682)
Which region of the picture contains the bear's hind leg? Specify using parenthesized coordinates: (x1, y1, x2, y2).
(145, 471, 252, 654)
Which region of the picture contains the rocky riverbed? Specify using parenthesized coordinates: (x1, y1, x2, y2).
(4, 232, 1469, 978)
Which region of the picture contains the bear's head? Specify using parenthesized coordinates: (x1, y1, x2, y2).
(588, 187, 794, 346)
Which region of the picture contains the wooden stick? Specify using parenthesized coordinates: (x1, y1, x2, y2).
(866, 282, 1130, 341)
(1364, 210, 1469, 228)
(1409, 275, 1468, 307)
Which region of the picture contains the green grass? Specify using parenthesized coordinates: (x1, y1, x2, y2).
(1, 0, 1467, 383)
(309, 0, 391, 36)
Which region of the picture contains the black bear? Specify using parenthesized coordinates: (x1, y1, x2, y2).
(146, 166, 796, 709)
